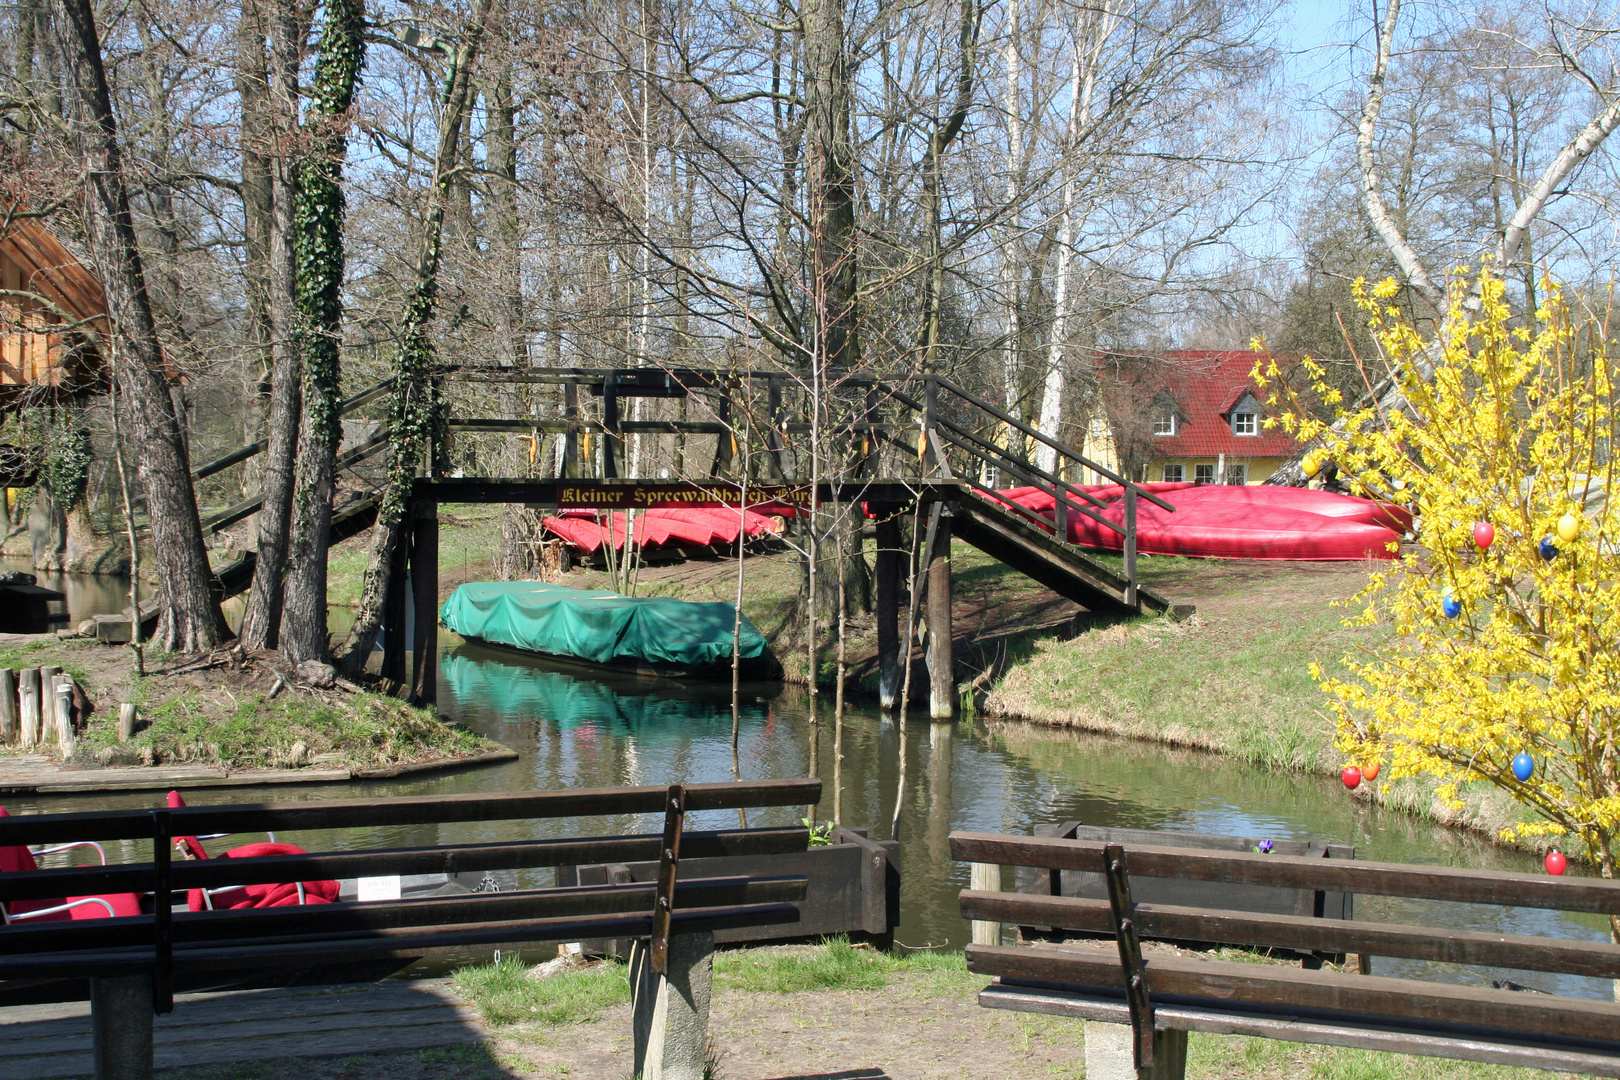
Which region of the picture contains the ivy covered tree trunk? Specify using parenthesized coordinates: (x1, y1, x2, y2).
(238, 0, 305, 650)
(51, 0, 227, 651)
(279, 0, 364, 664)
(337, 9, 489, 679)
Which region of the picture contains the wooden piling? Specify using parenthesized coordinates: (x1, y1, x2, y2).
(925, 513, 954, 719)
(118, 703, 138, 742)
(18, 667, 40, 750)
(874, 514, 902, 710)
(0, 667, 15, 745)
(52, 675, 75, 753)
(410, 499, 440, 707)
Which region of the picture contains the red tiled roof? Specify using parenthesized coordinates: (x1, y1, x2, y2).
(1112, 349, 1302, 459)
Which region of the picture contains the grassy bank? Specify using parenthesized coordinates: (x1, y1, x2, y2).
(0, 636, 493, 772)
(153, 940, 1580, 1080)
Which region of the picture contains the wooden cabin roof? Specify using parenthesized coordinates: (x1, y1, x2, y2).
(0, 213, 108, 408)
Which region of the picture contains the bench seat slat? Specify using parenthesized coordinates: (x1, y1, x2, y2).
(0, 903, 802, 978)
(0, 779, 822, 845)
(0, 826, 811, 904)
(950, 832, 1620, 915)
(960, 890, 1620, 980)
(967, 942, 1620, 1045)
(978, 982, 1620, 1078)
(0, 875, 808, 954)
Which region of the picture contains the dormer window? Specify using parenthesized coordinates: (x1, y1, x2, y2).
(1153, 413, 1178, 437)
(1233, 412, 1257, 436)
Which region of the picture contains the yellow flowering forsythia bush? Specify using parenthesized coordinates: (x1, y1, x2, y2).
(1256, 271, 1620, 916)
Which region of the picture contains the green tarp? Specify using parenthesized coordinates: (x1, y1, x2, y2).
(439, 581, 768, 669)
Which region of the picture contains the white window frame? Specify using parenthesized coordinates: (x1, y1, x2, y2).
(1152, 413, 1178, 437)
(1089, 416, 1108, 438)
(1194, 463, 1216, 485)
(1225, 463, 1249, 486)
(1162, 463, 1184, 483)
(1233, 411, 1257, 436)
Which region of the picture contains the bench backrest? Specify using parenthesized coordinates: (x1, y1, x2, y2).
(951, 829, 1620, 1074)
(0, 779, 820, 1011)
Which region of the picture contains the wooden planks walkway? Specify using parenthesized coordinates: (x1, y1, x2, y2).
(0, 980, 486, 1078)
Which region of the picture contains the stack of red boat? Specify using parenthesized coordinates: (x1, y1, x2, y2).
(541, 507, 783, 555)
(988, 482, 1410, 561)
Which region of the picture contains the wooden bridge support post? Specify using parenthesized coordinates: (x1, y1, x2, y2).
(409, 500, 439, 707)
(925, 511, 954, 719)
(562, 382, 580, 477)
(875, 513, 902, 710)
(380, 533, 408, 686)
(602, 379, 621, 478)
(90, 972, 154, 1080)
(629, 929, 715, 1080)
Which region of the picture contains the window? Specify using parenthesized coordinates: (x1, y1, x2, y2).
(1225, 463, 1249, 486)
(1162, 464, 1184, 482)
(1153, 413, 1178, 436)
(1089, 416, 1109, 438)
(1194, 463, 1216, 485)
(1233, 412, 1257, 436)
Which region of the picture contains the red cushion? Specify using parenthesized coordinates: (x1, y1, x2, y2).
(186, 842, 339, 912)
(2, 806, 141, 922)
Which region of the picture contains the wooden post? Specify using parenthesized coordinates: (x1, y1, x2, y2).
(380, 532, 408, 686)
(90, 972, 155, 1080)
(118, 704, 138, 742)
(1124, 486, 1139, 609)
(53, 675, 75, 753)
(1084, 1023, 1187, 1080)
(0, 668, 15, 745)
(18, 667, 40, 750)
(767, 376, 786, 479)
(710, 388, 733, 475)
(925, 512, 954, 719)
(971, 862, 1001, 946)
(602, 378, 621, 478)
(874, 514, 902, 710)
(409, 499, 440, 707)
(562, 380, 580, 477)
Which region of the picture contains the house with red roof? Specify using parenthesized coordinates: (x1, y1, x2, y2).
(1085, 350, 1304, 486)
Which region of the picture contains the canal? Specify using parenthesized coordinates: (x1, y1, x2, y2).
(4, 561, 1612, 999)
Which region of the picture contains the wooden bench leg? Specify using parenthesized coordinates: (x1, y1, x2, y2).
(91, 973, 154, 1080)
(629, 930, 714, 1080)
(1084, 1022, 1186, 1080)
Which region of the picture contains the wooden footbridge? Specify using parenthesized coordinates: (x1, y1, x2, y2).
(184, 365, 1179, 715)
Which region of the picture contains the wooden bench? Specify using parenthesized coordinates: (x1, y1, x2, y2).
(0, 778, 820, 1080)
(952, 829, 1620, 1079)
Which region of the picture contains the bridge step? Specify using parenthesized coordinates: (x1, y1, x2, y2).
(951, 497, 1173, 617)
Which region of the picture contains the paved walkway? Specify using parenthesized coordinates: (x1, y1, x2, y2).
(0, 980, 484, 1078)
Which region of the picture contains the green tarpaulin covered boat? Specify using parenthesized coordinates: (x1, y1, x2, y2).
(439, 581, 777, 679)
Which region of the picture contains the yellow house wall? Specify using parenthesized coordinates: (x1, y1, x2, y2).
(1144, 455, 1288, 485)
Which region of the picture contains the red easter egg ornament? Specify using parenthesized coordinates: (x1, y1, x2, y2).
(1341, 767, 1362, 790)
(1546, 850, 1567, 876)
(1473, 521, 1495, 549)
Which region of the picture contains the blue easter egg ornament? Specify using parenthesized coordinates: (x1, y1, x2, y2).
(1441, 590, 1462, 619)
(1539, 537, 1558, 560)
(1512, 753, 1534, 782)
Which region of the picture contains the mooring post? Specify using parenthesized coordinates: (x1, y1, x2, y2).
(629, 930, 715, 1080)
(970, 861, 1001, 946)
(90, 972, 154, 1080)
(875, 513, 902, 710)
(409, 499, 439, 707)
(925, 510, 954, 719)
(380, 532, 408, 686)
(0, 667, 16, 745)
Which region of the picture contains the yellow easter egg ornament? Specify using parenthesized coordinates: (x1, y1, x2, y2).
(1302, 454, 1320, 478)
(1557, 513, 1581, 543)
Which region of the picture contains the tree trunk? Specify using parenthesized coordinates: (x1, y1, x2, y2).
(279, 0, 365, 664)
(238, 0, 304, 650)
(51, 0, 226, 652)
(802, 0, 858, 370)
(337, 5, 491, 677)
